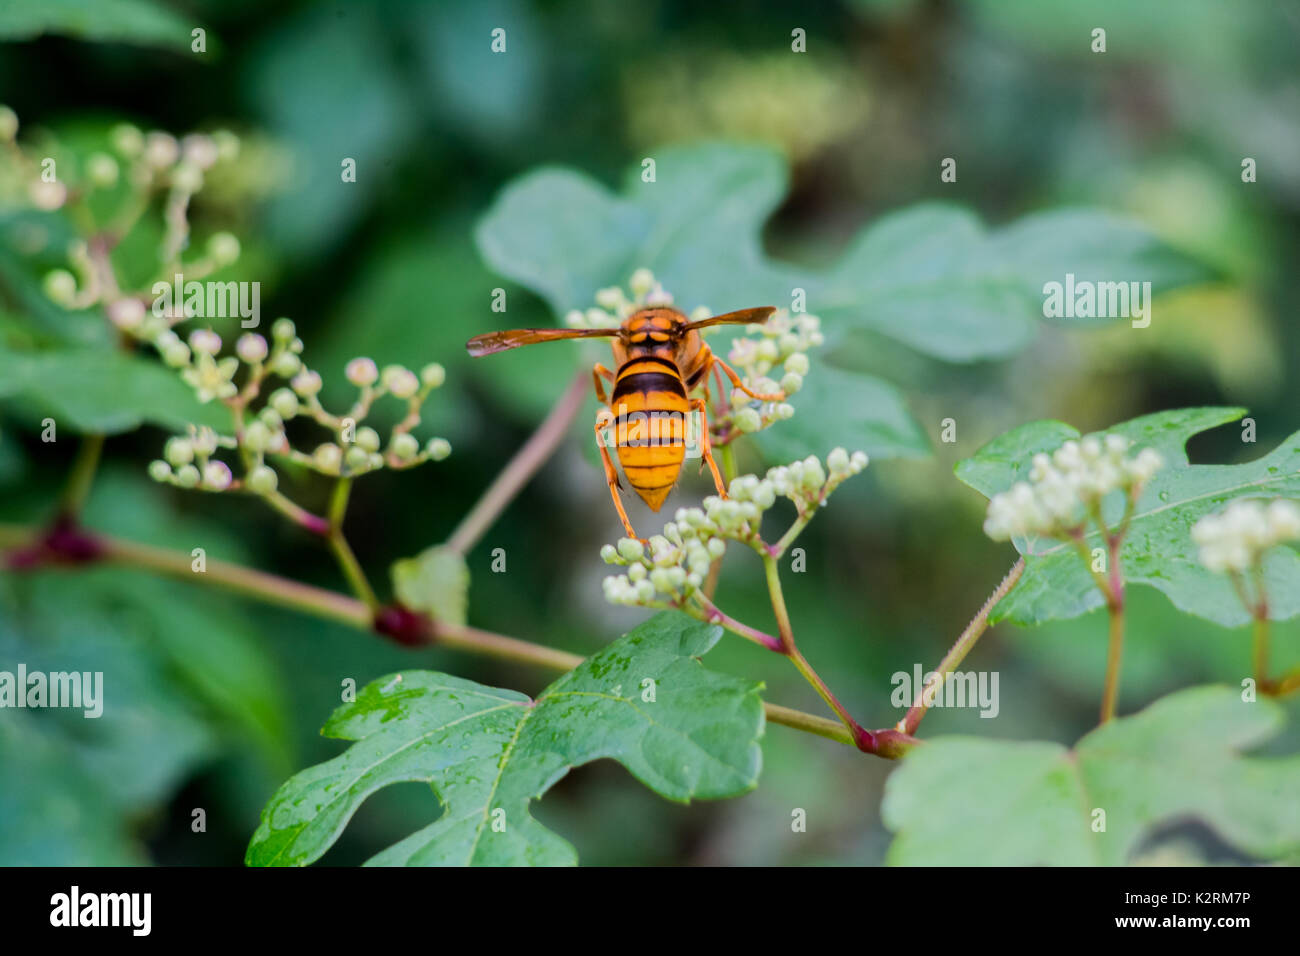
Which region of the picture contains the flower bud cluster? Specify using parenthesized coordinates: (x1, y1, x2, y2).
(600, 449, 867, 607)
(148, 316, 452, 496)
(984, 434, 1164, 542)
(1192, 498, 1300, 574)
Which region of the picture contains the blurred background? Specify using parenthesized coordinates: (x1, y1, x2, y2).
(1, 0, 1299, 865)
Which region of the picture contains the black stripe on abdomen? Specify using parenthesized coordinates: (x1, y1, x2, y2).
(611, 371, 687, 400)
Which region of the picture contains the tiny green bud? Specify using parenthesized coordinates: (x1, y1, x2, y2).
(271, 317, 296, 341)
(148, 460, 172, 483)
(171, 161, 203, 193)
(355, 427, 381, 452)
(207, 232, 241, 266)
(780, 372, 803, 394)
(600, 544, 619, 563)
(390, 433, 419, 461)
(43, 269, 77, 306)
(425, 437, 451, 461)
(243, 421, 272, 453)
(0, 106, 17, 142)
(313, 443, 343, 473)
(783, 352, 809, 376)
(165, 437, 195, 466)
(162, 342, 191, 368)
(735, 407, 762, 433)
(175, 464, 201, 488)
(211, 129, 240, 163)
(345, 446, 370, 471)
(420, 362, 446, 388)
(628, 562, 647, 583)
(271, 351, 301, 377)
(110, 123, 143, 157)
(246, 464, 278, 494)
(617, 538, 645, 561)
(86, 152, 119, 188)
(269, 388, 299, 419)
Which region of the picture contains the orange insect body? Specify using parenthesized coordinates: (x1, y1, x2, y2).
(467, 304, 783, 539)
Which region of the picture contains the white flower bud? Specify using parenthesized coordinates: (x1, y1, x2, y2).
(144, 131, 179, 168)
(345, 357, 378, 387)
(271, 351, 301, 377)
(600, 544, 619, 563)
(29, 180, 68, 211)
(106, 298, 145, 331)
(382, 365, 419, 399)
(148, 460, 171, 482)
(629, 268, 654, 298)
(189, 328, 222, 355)
(175, 464, 201, 488)
(271, 317, 296, 341)
(203, 460, 233, 490)
(291, 369, 322, 397)
(0, 106, 17, 141)
(236, 333, 268, 364)
(617, 538, 645, 561)
(425, 438, 451, 461)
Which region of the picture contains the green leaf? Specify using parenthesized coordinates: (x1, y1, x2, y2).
(0, 0, 194, 50)
(956, 406, 1300, 627)
(246, 612, 764, 866)
(752, 364, 929, 462)
(883, 685, 1300, 866)
(390, 544, 470, 628)
(0, 346, 226, 434)
(476, 145, 1211, 363)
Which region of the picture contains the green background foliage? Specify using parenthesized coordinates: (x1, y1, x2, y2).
(2, 0, 1299, 866)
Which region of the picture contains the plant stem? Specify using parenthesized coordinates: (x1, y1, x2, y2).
(325, 478, 379, 611)
(760, 551, 873, 746)
(1099, 538, 1126, 723)
(59, 434, 105, 517)
(0, 522, 857, 750)
(446, 370, 588, 556)
(1253, 615, 1270, 690)
(901, 557, 1025, 735)
(693, 593, 784, 651)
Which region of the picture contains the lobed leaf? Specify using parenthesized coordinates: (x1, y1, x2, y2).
(247, 612, 764, 866)
(883, 685, 1300, 865)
